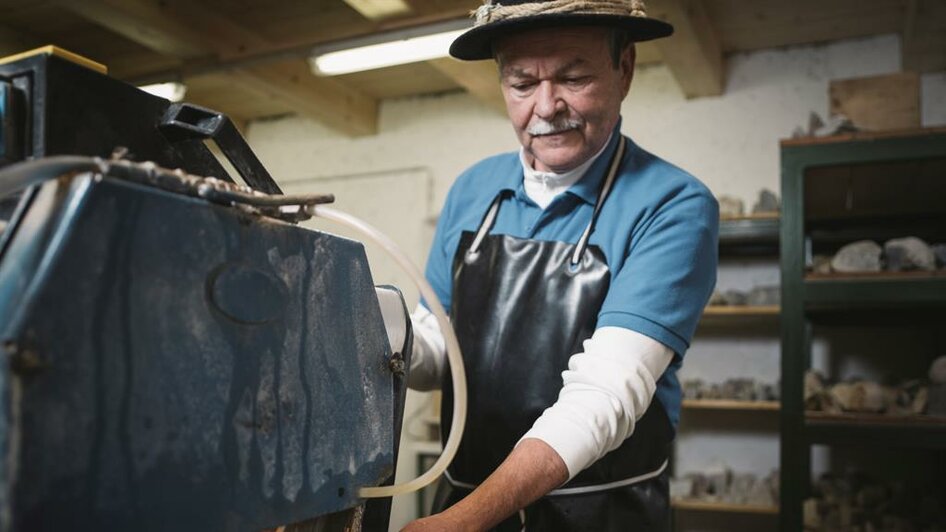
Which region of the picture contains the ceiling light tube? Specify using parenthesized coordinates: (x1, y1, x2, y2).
(309, 19, 470, 76)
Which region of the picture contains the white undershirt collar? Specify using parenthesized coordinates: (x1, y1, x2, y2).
(519, 133, 613, 210)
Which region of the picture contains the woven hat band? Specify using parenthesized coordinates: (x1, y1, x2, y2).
(473, 0, 649, 26)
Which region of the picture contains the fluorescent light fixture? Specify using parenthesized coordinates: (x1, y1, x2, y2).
(309, 19, 470, 76)
(139, 81, 187, 102)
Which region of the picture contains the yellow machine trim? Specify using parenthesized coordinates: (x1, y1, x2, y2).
(0, 45, 107, 74)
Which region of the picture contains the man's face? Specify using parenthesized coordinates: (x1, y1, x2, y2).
(496, 26, 634, 173)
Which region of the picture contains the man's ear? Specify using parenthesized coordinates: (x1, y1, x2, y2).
(620, 44, 636, 96)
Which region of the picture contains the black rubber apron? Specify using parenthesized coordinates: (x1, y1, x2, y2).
(435, 137, 674, 531)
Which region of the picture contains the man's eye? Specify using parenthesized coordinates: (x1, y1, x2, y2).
(512, 82, 535, 91)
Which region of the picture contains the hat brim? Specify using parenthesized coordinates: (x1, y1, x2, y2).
(449, 14, 674, 61)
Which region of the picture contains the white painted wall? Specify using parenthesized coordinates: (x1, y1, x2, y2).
(244, 33, 946, 529)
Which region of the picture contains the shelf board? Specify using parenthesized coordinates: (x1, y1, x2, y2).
(702, 305, 780, 316)
(718, 215, 779, 252)
(672, 499, 779, 515)
(803, 272, 946, 308)
(683, 399, 779, 411)
(805, 412, 946, 448)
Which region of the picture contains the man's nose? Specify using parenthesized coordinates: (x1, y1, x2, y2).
(534, 81, 566, 119)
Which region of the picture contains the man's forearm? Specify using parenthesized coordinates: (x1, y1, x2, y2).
(438, 438, 568, 530)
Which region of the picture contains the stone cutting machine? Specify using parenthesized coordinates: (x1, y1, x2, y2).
(0, 48, 413, 531)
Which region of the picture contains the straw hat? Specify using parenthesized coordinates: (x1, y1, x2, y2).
(449, 0, 674, 60)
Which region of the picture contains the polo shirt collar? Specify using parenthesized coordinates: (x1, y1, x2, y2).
(501, 120, 625, 206)
(566, 120, 624, 205)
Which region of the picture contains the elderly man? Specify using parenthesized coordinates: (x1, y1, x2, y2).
(404, 0, 718, 530)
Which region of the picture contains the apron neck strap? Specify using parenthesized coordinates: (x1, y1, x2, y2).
(571, 135, 627, 265)
(467, 136, 628, 261)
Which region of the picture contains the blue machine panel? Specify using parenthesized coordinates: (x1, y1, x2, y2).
(0, 174, 396, 531)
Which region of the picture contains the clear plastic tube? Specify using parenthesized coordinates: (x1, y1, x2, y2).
(308, 205, 466, 499)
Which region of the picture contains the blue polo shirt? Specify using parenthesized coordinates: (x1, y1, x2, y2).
(425, 125, 719, 427)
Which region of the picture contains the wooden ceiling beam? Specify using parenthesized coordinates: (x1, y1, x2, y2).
(58, 0, 209, 58)
(650, 0, 724, 98)
(62, 0, 379, 136)
(343, 0, 413, 21)
(428, 57, 506, 114)
(229, 60, 379, 136)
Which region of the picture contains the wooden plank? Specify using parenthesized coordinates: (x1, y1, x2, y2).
(343, 0, 413, 20)
(720, 212, 780, 222)
(650, 0, 724, 98)
(428, 57, 506, 114)
(829, 72, 920, 132)
(902, 0, 946, 73)
(806, 411, 946, 426)
(0, 45, 107, 73)
(683, 399, 780, 411)
(702, 305, 780, 316)
(61, 0, 380, 134)
(59, 0, 210, 58)
(705, 0, 903, 53)
(230, 59, 379, 136)
(672, 499, 779, 515)
(779, 126, 946, 146)
(806, 271, 946, 281)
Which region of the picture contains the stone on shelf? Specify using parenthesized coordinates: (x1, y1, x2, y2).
(883, 236, 936, 271)
(831, 240, 882, 273)
(812, 254, 833, 274)
(928, 383, 946, 416)
(751, 188, 780, 214)
(747, 285, 780, 306)
(708, 290, 726, 306)
(723, 289, 747, 306)
(829, 381, 888, 413)
(717, 195, 744, 218)
(932, 243, 946, 268)
(929, 355, 946, 384)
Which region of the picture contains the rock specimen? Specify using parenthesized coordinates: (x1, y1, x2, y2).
(747, 285, 780, 306)
(708, 290, 726, 306)
(723, 289, 747, 305)
(812, 254, 833, 274)
(929, 384, 946, 417)
(751, 188, 780, 214)
(804, 471, 946, 531)
(829, 381, 888, 413)
(805, 370, 936, 416)
(831, 240, 882, 273)
(929, 355, 946, 384)
(682, 378, 779, 401)
(673, 467, 778, 507)
(883, 236, 936, 271)
(717, 195, 744, 218)
(932, 243, 946, 268)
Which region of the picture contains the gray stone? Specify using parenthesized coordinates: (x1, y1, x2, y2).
(752, 188, 780, 214)
(708, 290, 726, 306)
(929, 355, 946, 384)
(747, 285, 780, 306)
(682, 379, 704, 400)
(831, 240, 882, 273)
(717, 195, 744, 218)
(812, 254, 833, 274)
(932, 243, 946, 268)
(883, 236, 936, 272)
(928, 384, 946, 417)
(669, 477, 694, 500)
(723, 289, 747, 306)
(830, 381, 888, 413)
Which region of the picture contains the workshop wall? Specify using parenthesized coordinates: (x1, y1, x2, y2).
(245, 33, 946, 530)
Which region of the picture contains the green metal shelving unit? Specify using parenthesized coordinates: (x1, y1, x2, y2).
(778, 129, 946, 531)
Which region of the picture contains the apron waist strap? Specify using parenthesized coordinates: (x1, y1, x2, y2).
(443, 458, 668, 497)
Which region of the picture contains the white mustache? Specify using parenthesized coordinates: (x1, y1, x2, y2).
(527, 117, 583, 136)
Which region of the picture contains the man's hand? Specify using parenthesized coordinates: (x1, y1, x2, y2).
(401, 438, 568, 531)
